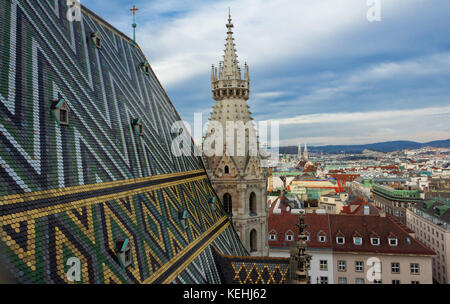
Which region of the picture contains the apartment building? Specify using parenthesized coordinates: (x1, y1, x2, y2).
(330, 214, 434, 284)
(268, 205, 435, 284)
(372, 184, 423, 223)
(406, 197, 450, 284)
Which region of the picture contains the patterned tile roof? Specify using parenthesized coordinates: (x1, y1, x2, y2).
(211, 247, 290, 284)
(0, 0, 250, 284)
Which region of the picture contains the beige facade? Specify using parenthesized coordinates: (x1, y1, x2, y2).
(319, 195, 346, 214)
(406, 208, 450, 284)
(203, 13, 268, 256)
(333, 252, 433, 284)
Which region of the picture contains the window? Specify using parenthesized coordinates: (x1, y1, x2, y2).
(250, 229, 257, 252)
(319, 276, 328, 284)
(318, 234, 327, 242)
(249, 192, 257, 215)
(140, 61, 151, 75)
(90, 31, 102, 49)
(411, 281, 420, 284)
(353, 237, 362, 245)
(410, 263, 419, 275)
(337, 260, 346, 272)
(355, 261, 364, 272)
(224, 166, 229, 174)
(51, 99, 70, 126)
(178, 210, 188, 229)
(391, 262, 400, 274)
(125, 249, 131, 263)
(338, 277, 347, 284)
(371, 237, 380, 246)
(132, 118, 144, 136)
(269, 233, 277, 241)
(392, 280, 400, 284)
(286, 234, 294, 242)
(320, 260, 328, 271)
(336, 236, 345, 245)
(389, 238, 398, 246)
(355, 278, 364, 284)
(223, 193, 232, 216)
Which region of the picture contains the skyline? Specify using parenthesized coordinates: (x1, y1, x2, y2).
(84, 0, 450, 146)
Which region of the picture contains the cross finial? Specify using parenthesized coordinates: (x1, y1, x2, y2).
(130, 4, 139, 15)
(130, 4, 139, 42)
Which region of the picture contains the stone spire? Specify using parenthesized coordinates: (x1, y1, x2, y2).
(304, 143, 308, 160)
(211, 11, 249, 101)
(298, 144, 302, 160)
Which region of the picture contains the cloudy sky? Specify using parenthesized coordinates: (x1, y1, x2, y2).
(83, 0, 450, 146)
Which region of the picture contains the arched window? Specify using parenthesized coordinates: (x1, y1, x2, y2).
(224, 165, 229, 174)
(250, 229, 257, 252)
(223, 193, 232, 216)
(249, 192, 257, 215)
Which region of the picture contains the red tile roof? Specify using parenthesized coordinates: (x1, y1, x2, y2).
(328, 215, 434, 255)
(268, 210, 434, 255)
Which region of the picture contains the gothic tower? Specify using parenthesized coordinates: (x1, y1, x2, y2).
(203, 12, 269, 256)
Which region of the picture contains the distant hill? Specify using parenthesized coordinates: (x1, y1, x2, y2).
(280, 139, 450, 154)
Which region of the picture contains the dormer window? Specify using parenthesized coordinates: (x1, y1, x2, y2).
(389, 238, 398, 246)
(115, 238, 133, 270)
(285, 231, 294, 242)
(306, 232, 310, 242)
(178, 209, 188, 229)
(132, 118, 143, 136)
(336, 236, 345, 245)
(318, 232, 327, 243)
(353, 237, 362, 245)
(371, 237, 380, 246)
(90, 31, 102, 49)
(269, 233, 277, 241)
(224, 165, 229, 174)
(51, 99, 69, 126)
(140, 61, 151, 75)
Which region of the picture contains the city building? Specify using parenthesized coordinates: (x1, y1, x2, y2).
(406, 197, 450, 284)
(372, 184, 424, 223)
(203, 13, 268, 256)
(268, 210, 434, 284)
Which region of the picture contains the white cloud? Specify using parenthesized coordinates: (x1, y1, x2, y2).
(135, 0, 410, 87)
(265, 105, 450, 126)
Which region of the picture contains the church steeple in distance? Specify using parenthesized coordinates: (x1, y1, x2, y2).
(211, 11, 250, 101)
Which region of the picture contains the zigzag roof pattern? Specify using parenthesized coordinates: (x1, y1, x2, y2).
(0, 0, 253, 284)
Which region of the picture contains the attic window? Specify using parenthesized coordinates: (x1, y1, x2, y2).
(336, 236, 345, 245)
(51, 99, 69, 126)
(353, 237, 362, 245)
(178, 210, 188, 229)
(210, 197, 216, 212)
(389, 238, 398, 246)
(115, 238, 133, 270)
(132, 118, 144, 136)
(140, 62, 151, 75)
(224, 165, 229, 174)
(371, 237, 380, 246)
(90, 31, 102, 49)
(269, 233, 277, 241)
(318, 232, 327, 243)
(285, 233, 294, 242)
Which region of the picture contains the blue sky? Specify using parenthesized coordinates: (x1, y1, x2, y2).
(83, 0, 450, 146)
